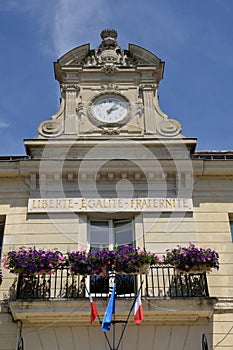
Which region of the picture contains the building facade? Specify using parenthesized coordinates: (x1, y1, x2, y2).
(0, 29, 233, 350)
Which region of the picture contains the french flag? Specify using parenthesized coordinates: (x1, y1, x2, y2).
(133, 291, 144, 325)
(89, 295, 98, 324)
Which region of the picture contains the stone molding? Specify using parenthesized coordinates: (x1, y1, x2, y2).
(9, 298, 217, 325)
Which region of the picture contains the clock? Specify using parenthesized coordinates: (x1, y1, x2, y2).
(88, 93, 130, 125)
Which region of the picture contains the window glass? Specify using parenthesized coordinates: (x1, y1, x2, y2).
(89, 219, 133, 250)
(0, 218, 5, 258)
(114, 220, 133, 246)
(230, 220, 233, 241)
(90, 221, 109, 252)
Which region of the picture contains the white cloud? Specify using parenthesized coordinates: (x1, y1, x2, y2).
(1, 0, 188, 59)
(46, 0, 188, 59)
(50, 0, 109, 57)
(0, 120, 10, 129)
(0, 0, 110, 59)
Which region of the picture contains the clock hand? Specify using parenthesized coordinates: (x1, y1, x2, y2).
(107, 103, 119, 114)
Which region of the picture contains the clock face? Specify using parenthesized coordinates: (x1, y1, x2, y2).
(93, 97, 128, 124)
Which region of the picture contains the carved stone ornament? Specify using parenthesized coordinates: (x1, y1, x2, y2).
(101, 127, 121, 135)
(139, 84, 157, 91)
(76, 102, 86, 118)
(38, 120, 63, 138)
(83, 29, 139, 69)
(157, 118, 182, 137)
(38, 99, 65, 138)
(61, 84, 79, 92)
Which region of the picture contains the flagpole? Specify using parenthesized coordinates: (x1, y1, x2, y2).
(85, 286, 112, 350)
(86, 281, 144, 350)
(97, 313, 112, 350)
(108, 269, 116, 350)
(115, 282, 144, 350)
(113, 312, 116, 350)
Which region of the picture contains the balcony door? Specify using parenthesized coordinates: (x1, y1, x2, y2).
(89, 219, 134, 252)
(89, 219, 136, 296)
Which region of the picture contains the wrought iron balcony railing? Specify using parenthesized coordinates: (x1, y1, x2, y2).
(15, 265, 209, 300)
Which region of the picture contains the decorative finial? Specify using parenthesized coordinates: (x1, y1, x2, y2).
(83, 29, 134, 68)
(100, 29, 118, 40)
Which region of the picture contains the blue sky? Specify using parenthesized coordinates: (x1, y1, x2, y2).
(0, 0, 232, 155)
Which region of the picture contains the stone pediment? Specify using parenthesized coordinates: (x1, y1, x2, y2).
(56, 43, 162, 68)
(128, 44, 162, 67)
(58, 44, 90, 66)
(54, 29, 164, 81)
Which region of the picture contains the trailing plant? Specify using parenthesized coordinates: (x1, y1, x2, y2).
(163, 242, 219, 272)
(67, 250, 88, 275)
(112, 245, 159, 274)
(2, 247, 64, 275)
(67, 245, 159, 275)
(2, 243, 219, 277)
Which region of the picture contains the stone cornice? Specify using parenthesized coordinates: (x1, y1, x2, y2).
(214, 298, 233, 312)
(0, 156, 233, 178)
(0, 138, 232, 178)
(9, 297, 217, 325)
(24, 138, 197, 153)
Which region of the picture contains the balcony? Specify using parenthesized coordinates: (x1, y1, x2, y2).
(14, 265, 209, 300)
(9, 265, 216, 325)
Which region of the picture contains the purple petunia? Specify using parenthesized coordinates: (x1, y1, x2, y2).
(2, 247, 63, 276)
(163, 243, 219, 272)
(67, 246, 159, 275)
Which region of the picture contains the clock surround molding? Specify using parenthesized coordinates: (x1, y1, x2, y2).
(86, 91, 132, 127)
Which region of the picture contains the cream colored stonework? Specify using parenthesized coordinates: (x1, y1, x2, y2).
(0, 29, 233, 350)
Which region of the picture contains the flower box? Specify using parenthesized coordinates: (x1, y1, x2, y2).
(115, 264, 150, 275)
(68, 246, 158, 276)
(2, 247, 64, 276)
(175, 266, 212, 275)
(138, 263, 150, 274)
(164, 243, 219, 274)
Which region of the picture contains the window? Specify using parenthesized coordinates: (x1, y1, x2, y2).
(230, 219, 233, 242)
(89, 219, 136, 296)
(89, 219, 134, 251)
(0, 216, 5, 259)
(229, 214, 233, 242)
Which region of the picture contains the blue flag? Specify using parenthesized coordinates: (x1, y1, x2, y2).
(101, 285, 116, 332)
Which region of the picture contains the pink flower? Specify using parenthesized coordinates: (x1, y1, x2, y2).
(1, 257, 8, 263)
